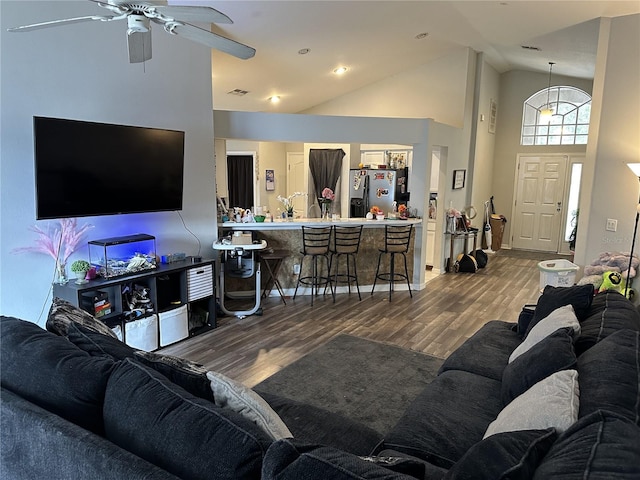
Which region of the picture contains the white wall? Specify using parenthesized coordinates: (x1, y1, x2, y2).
(1, 1, 217, 324)
(576, 14, 640, 269)
(302, 48, 471, 128)
(493, 70, 592, 246)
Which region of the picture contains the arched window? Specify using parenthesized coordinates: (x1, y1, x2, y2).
(521, 86, 591, 145)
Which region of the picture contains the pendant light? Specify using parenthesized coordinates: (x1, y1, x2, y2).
(539, 62, 555, 124)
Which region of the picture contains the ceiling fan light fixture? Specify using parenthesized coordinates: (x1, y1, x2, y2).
(127, 14, 150, 33)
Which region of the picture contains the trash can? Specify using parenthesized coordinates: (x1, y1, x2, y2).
(489, 214, 507, 251)
(538, 259, 579, 291)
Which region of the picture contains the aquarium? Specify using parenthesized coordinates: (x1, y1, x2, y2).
(89, 234, 157, 278)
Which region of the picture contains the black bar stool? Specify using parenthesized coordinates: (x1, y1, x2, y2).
(371, 224, 414, 301)
(260, 249, 288, 305)
(329, 225, 363, 301)
(294, 226, 334, 305)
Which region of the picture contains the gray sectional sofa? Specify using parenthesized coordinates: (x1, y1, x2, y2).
(2, 288, 640, 480)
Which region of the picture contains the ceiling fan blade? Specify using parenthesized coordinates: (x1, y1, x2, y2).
(163, 22, 255, 60)
(7, 15, 116, 32)
(127, 28, 152, 63)
(153, 6, 232, 24)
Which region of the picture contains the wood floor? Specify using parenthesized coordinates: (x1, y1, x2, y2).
(162, 249, 568, 387)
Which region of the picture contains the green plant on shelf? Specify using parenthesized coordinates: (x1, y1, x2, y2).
(70, 260, 91, 273)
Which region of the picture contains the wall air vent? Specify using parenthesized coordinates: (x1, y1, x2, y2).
(521, 45, 541, 51)
(227, 89, 249, 96)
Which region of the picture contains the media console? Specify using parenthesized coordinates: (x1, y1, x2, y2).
(53, 256, 216, 351)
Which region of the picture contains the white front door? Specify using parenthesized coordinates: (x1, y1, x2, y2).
(511, 155, 568, 252)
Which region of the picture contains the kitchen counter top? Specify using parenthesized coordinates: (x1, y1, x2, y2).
(221, 217, 422, 230)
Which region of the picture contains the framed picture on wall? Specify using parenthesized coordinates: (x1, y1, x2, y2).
(265, 169, 275, 191)
(453, 169, 466, 189)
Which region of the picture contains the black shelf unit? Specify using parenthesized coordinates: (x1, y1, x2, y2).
(53, 257, 216, 349)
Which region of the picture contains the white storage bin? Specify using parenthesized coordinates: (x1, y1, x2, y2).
(538, 259, 579, 290)
(187, 264, 214, 301)
(159, 304, 189, 347)
(124, 314, 158, 351)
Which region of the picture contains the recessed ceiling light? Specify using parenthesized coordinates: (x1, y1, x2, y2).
(415, 32, 429, 40)
(333, 66, 348, 75)
(269, 96, 280, 103)
(298, 48, 310, 55)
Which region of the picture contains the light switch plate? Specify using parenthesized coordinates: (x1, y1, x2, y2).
(606, 218, 618, 232)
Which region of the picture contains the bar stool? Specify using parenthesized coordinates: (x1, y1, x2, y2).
(329, 225, 363, 301)
(294, 226, 334, 305)
(371, 224, 414, 301)
(260, 249, 288, 305)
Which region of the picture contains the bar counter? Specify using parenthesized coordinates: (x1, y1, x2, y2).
(219, 218, 422, 295)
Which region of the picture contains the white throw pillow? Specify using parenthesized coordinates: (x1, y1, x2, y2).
(206, 371, 293, 440)
(509, 304, 580, 363)
(484, 369, 579, 439)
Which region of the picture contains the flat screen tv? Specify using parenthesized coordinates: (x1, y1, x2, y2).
(34, 116, 185, 220)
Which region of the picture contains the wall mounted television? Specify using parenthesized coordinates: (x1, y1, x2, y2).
(33, 116, 185, 220)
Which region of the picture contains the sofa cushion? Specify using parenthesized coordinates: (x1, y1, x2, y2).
(577, 329, 640, 424)
(509, 305, 579, 363)
(385, 370, 503, 468)
(104, 358, 273, 480)
(0, 387, 181, 480)
(257, 391, 383, 456)
(444, 428, 558, 480)
(46, 297, 117, 338)
(207, 371, 292, 440)
(0, 316, 115, 435)
(575, 290, 640, 356)
(484, 369, 579, 438)
(67, 322, 136, 360)
(501, 327, 577, 405)
(438, 321, 521, 381)
(526, 284, 594, 336)
(533, 410, 640, 479)
(134, 350, 215, 402)
(262, 439, 419, 480)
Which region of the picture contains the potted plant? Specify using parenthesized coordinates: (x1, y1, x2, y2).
(71, 259, 91, 284)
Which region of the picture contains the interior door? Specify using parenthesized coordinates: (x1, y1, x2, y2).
(286, 152, 306, 215)
(511, 155, 568, 252)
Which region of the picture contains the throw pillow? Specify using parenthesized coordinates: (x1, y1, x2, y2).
(444, 428, 558, 480)
(533, 410, 640, 479)
(575, 290, 640, 355)
(0, 315, 115, 434)
(483, 369, 579, 439)
(104, 358, 273, 480)
(66, 322, 136, 360)
(46, 297, 117, 338)
(207, 371, 292, 440)
(526, 284, 594, 336)
(501, 327, 577, 405)
(262, 438, 419, 480)
(134, 350, 214, 402)
(509, 305, 579, 363)
(577, 328, 640, 424)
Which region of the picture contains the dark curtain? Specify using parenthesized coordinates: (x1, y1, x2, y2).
(227, 155, 253, 209)
(309, 149, 345, 202)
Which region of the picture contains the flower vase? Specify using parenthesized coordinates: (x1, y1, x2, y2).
(54, 260, 68, 285)
(446, 216, 456, 234)
(321, 202, 331, 221)
(286, 210, 294, 221)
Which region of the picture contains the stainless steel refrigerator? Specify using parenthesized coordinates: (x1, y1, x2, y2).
(349, 168, 409, 217)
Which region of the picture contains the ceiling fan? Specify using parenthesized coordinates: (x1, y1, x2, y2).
(7, 0, 255, 63)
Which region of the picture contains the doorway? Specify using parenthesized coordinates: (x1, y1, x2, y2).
(227, 153, 256, 210)
(511, 154, 583, 253)
(286, 152, 306, 215)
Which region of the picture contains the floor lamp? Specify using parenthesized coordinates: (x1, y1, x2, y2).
(625, 163, 640, 298)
